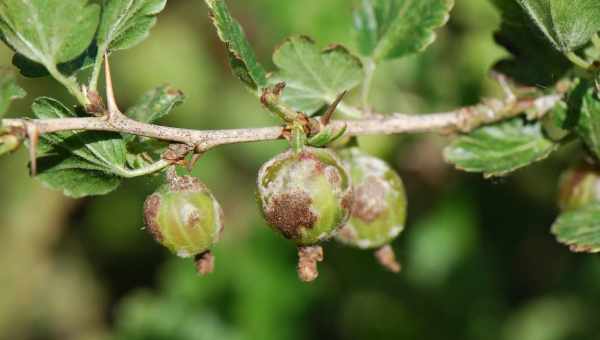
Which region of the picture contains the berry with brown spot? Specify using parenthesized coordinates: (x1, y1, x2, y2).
(335, 147, 407, 272)
(144, 170, 224, 275)
(257, 147, 353, 281)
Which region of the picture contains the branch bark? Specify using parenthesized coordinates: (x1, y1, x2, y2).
(1, 93, 562, 153)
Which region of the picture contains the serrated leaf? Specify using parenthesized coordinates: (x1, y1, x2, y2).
(552, 204, 600, 253)
(354, 0, 454, 61)
(126, 85, 185, 123)
(37, 160, 122, 198)
(205, 0, 268, 91)
(443, 119, 558, 177)
(12, 44, 97, 78)
(270, 36, 363, 115)
(0, 0, 100, 69)
(32, 97, 128, 172)
(517, 0, 600, 52)
(0, 67, 25, 116)
(491, 0, 571, 86)
(33, 139, 121, 198)
(97, 0, 166, 54)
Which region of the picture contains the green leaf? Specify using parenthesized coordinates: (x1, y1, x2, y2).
(354, 0, 454, 61)
(205, 0, 268, 91)
(97, 0, 166, 53)
(0, 0, 100, 68)
(12, 44, 97, 78)
(516, 0, 600, 52)
(570, 83, 600, 159)
(36, 159, 122, 198)
(491, 0, 571, 86)
(552, 204, 600, 253)
(0, 67, 25, 116)
(32, 97, 128, 172)
(443, 119, 558, 177)
(126, 85, 185, 123)
(270, 36, 363, 115)
(33, 138, 122, 198)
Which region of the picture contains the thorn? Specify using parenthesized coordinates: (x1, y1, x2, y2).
(187, 153, 203, 172)
(103, 53, 120, 117)
(25, 122, 39, 176)
(321, 91, 347, 125)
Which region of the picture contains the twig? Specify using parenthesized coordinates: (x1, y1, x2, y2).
(1, 93, 562, 153)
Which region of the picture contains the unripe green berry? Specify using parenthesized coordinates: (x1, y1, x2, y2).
(558, 165, 600, 211)
(257, 147, 353, 246)
(335, 147, 407, 250)
(144, 174, 224, 259)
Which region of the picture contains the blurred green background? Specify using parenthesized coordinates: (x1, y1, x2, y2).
(1, 1, 600, 339)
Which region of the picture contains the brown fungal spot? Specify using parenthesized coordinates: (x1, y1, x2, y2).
(265, 191, 317, 239)
(337, 225, 357, 242)
(341, 190, 354, 213)
(352, 176, 388, 223)
(186, 209, 201, 229)
(169, 175, 204, 192)
(313, 160, 325, 174)
(299, 150, 319, 163)
(144, 194, 163, 242)
(324, 166, 340, 184)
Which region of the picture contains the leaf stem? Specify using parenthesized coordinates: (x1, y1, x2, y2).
(566, 51, 591, 70)
(46, 64, 88, 106)
(117, 159, 172, 178)
(88, 49, 106, 92)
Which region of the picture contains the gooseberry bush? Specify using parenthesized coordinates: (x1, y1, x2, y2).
(1, 0, 600, 282)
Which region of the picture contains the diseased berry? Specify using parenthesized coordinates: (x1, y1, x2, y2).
(144, 170, 224, 275)
(257, 147, 353, 244)
(335, 147, 407, 272)
(558, 164, 600, 211)
(257, 147, 353, 281)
